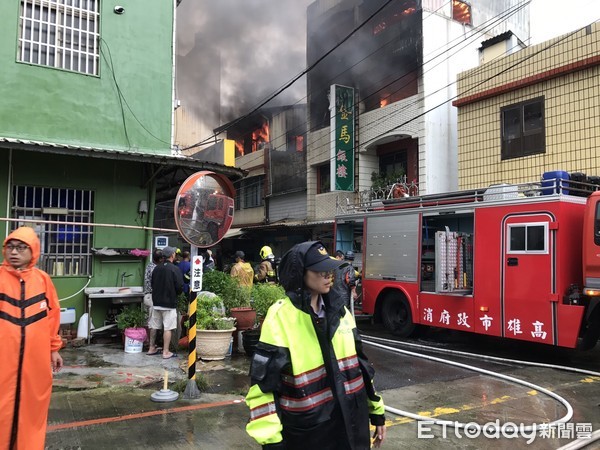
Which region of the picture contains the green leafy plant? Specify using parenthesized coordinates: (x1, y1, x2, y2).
(177, 292, 189, 315)
(202, 270, 232, 296)
(196, 293, 236, 330)
(251, 283, 285, 321)
(223, 284, 252, 313)
(116, 305, 147, 330)
(370, 169, 405, 191)
(202, 270, 251, 313)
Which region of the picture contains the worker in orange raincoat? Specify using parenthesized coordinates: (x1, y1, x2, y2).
(0, 226, 63, 450)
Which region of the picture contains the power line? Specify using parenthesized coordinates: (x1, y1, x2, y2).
(205, 0, 528, 174)
(232, 16, 594, 198)
(100, 38, 173, 149)
(181, 0, 398, 151)
(227, 1, 533, 194)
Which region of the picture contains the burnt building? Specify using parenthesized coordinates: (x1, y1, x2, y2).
(305, 0, 529, 252)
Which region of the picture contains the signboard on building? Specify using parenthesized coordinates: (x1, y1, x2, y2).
(191, 255, 203, 292)
(330, 84, 355, 191)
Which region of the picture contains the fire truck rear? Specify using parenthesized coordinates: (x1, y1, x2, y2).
(335, 174, 600, 349)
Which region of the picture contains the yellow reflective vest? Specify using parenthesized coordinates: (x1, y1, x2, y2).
(245, 294, 385, 449)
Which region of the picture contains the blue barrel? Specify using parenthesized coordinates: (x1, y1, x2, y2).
(541, 171, 570, 195)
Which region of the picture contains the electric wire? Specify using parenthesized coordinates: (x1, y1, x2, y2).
(185, 0, 528, 158)
(229, 16, 593, 196)
(100, 38, 173, 148)
(181, 0, 398, 151)
(212, 2, 536, 195)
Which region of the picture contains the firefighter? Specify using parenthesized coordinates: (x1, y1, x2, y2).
(245, 241, 386, 449)
(330, 250, 357, 309)
(255, 245, 278, 284)
(0, 227, 63, 450)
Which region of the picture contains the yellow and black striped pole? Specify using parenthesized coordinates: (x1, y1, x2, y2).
(183, 250, 202, 399)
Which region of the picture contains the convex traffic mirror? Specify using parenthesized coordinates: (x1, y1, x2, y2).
(174, 171, 235, 248)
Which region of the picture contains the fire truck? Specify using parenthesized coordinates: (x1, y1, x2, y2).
(334, 175, 600, 350)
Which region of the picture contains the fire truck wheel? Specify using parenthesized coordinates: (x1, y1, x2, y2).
(578, 307, 600, 350)
(381, 293, 416, 337)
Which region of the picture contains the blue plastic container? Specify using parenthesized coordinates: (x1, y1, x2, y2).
(541, 171, 570, 195)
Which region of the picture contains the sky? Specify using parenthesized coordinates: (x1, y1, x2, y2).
(175, 0, 600, 141)
(530, 0, 600, 44)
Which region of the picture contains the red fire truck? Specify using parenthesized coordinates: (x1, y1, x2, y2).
(335, 177, 600, 350)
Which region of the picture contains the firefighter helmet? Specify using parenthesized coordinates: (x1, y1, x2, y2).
(260, 246, 274, 260)
(345, 251, 355, 261)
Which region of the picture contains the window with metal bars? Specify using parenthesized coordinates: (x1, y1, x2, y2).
(18, 0, 100, 75)
(11, 186, 95, 276)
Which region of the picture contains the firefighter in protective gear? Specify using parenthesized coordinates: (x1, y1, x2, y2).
(330, 250, 357, 309)
(0, 227, 63, 450)
(245, 241, 386, 449)
(255, 245, 278, 284)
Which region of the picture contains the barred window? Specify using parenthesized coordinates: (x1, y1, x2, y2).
(18, 0, 100, 75)
(11, 186, 95, 276)
(242, 176, 264, 209)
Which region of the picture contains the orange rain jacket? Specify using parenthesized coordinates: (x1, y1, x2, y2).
(0, 227, 62, 450)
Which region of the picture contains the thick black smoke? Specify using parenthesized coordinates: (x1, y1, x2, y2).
(176, 0, 312, 132)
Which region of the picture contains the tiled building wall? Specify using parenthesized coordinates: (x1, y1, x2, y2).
(457, 24, 600, 189)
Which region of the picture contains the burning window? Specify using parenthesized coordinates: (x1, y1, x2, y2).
(452, 0, 472, 26)
(251, 122, 270, 153)
(372, 0, 417, 35)
(294, 135, 304, 152)
(233, 120, 270, 157)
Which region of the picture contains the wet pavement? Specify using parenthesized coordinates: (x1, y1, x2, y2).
(46, 330, 600, 449)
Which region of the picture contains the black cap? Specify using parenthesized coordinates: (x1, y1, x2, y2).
(304, 243, 345, 273)
(235, 250, 245, 259)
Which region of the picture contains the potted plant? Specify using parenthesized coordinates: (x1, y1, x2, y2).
(251, 283, 286, 324)
(116, 305, 148, 353)
(242, 283, 286, 356)
(203, 270, 256, 330)
(196, 293, 236, 360)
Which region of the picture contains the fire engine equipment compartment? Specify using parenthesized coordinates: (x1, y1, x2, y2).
(421, 214, 473, 294)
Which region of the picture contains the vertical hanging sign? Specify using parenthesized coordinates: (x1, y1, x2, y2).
(330, 84, 355, 191)
(191, 254, 203, 292)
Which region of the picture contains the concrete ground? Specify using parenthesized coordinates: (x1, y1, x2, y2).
(46, 335, 600, 449)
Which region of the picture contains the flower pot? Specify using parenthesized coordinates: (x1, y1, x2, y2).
(242, 329, 261, 356)
(230, 307, 256, 330)
(196, 328, 236, 360)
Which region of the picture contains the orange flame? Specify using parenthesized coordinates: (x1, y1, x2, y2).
(251, 121, 270, 153)
(380, 98, 389, 108)
(235, 140, 244, 156)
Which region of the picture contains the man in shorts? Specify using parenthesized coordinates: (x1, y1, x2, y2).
(148, 246, 183, 359)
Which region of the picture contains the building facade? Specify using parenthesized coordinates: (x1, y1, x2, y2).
(305, 0, 530, 246)
(204, 105, 309, 263)
(0, 0, 241, 328)
(455, 23, 600, 189)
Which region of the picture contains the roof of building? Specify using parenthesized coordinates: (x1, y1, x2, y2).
(0, 136, 245, 179)
(479, 31, 514, 50)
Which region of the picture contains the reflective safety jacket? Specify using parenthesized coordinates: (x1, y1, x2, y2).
(255, 259, 277, 284)
(0, 227, 62, 450)
(246, 242, 385, 450)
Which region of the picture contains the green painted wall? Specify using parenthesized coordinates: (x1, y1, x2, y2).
(1, 151, 156, 329)
(0, 1, 174, 153)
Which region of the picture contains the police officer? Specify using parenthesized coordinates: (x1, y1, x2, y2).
(245, 241, 386, 449)
(255, 245, 278, 284)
